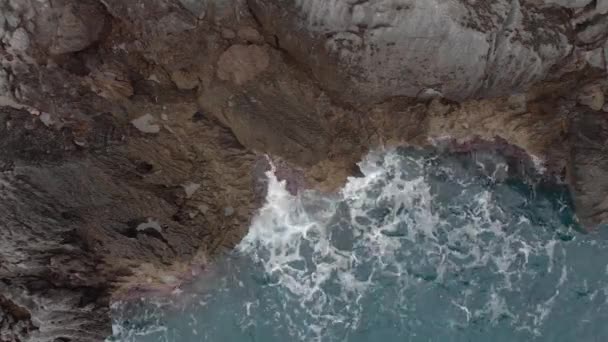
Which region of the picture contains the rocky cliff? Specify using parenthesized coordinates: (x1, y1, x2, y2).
(0, 0, 607, 340)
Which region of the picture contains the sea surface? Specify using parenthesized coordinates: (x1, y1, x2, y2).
(108, 147, 608, 342)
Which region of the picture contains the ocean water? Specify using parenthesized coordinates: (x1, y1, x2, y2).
(108, 147, 608, 342)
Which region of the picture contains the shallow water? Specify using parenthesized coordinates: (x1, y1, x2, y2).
(108, 147, 608, 342)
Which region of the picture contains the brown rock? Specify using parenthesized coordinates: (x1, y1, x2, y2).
(237, 26, 264, 44)
(221, 28, 236, 39)
(578, 84, 605, 111)
(1, 0, 608, 340)
(568, 109, 608, 228)
(86, 63, 134, 101)
(217, 45, 270, 85)
(48, 0, 108, 55)
(170, 69, 200, 90)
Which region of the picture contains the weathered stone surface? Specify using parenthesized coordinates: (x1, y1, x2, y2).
(48, 0, 109, 54)
(535, 0, 594, 8)
(217, 45, 270, 85)
(178, 0, 207, 18)
(237, 26, 264, 43)
(0, 0, 607, 340)
(0, 94, 258, 340)
(248, 0, 573, 104)
(577, 83, 606, 110)
(568, 109, 608, 228)
(203, 47, 333, 168)
(577, 15, 608, 45)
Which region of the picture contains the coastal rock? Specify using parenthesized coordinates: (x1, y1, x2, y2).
(248, 0, 573, 104)
(0, 0, 607, 340)
(568, 109, 608, 228)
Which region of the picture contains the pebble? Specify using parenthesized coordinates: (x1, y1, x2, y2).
(39, 112, 54, 127)
(182, 182, 201, 199)
(131, 113, 160, 133)
(224, 206, 235, 217)
(136, 218, 163, 232)
(73, 138, 87, 147)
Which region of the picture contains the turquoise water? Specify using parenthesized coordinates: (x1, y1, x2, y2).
(109, 147, 608, 342)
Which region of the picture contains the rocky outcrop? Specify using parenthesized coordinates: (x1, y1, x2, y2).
(568, 108, 608, 227)
(0, 0, 607, 340)
(248, 0, 577, 103)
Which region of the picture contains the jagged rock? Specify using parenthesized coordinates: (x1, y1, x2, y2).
(131, 114, 161, 134)
(568, 109, 608, 228)
(5, 27, 30, 53)
(86, 63, 134, 101)
(578, 83, 606, 110)
(0, 94, 258, 340)
(0, 0, 607, 340)
(577, 15, 608, 46)
(584, 44, 608, 69)
(248, 0, 573, 104)
(178, 0, 207, 18)
(47, 0, 109, 55)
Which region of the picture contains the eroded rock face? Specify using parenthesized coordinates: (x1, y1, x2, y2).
(568, 109, 608, 228)
(217, 44, 270, 85)
(0, 98, 258, 340)
(0, 0, 607, 340)
(248, 0, 575, 103)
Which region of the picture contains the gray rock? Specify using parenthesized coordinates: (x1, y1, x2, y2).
(249, 0, 573, 104)
(131, 114, 161, 134)
(578, 84, 605, 111)
(178, 0, 207, 18)
(0, 0, 606, 340)
(568, 110, 608, 228)
(0, 68, 9, 96)
(577, 15, 608, 45)
(536, 0, 593, 8)
(47, 0, 108, 55)
(6, 27, 30, 52)
(0, 12, 6, 39)
(584, 45, 608, 69)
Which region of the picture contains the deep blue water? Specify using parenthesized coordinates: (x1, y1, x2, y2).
(109, 148, 608, 342)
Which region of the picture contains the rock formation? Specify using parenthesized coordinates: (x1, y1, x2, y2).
(0, 0, 606, 340)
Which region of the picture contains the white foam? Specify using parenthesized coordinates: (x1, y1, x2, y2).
(110, 147, 601, 341)
(236, 148, 568, 337)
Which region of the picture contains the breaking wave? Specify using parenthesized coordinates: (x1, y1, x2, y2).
(109, 147, 608, 342)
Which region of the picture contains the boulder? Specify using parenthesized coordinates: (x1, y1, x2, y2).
(47, 0, 108, 55)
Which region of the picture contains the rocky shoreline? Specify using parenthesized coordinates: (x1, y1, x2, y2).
(1, 0, 607, 341)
